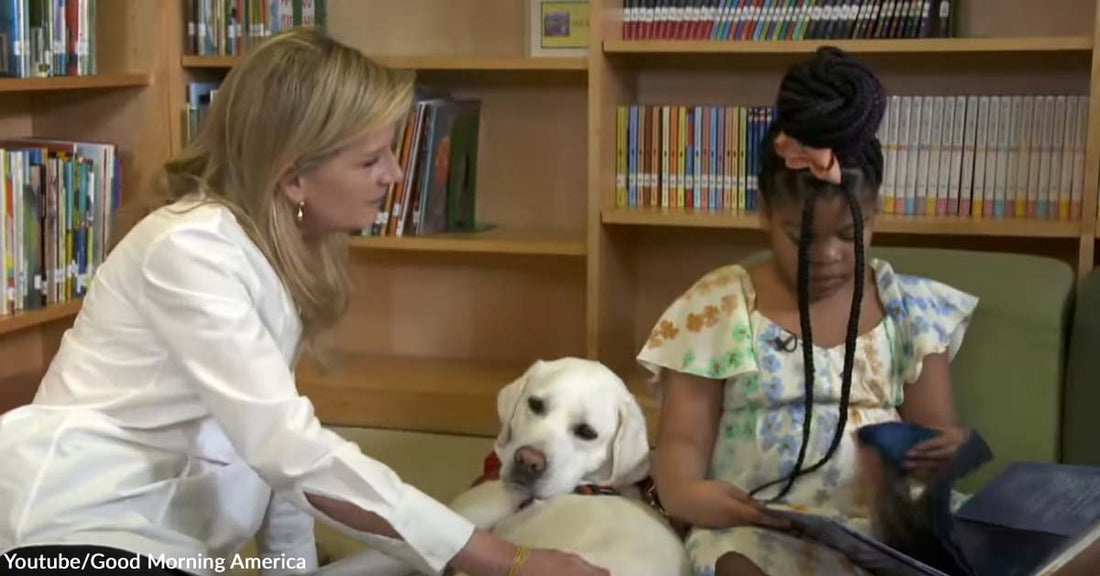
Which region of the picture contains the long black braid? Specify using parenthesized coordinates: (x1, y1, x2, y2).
(748, 46, 884, 503)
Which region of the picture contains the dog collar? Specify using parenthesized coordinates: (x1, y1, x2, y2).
(473, 451, 653, 500)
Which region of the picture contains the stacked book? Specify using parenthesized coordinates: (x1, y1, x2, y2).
(0, 0, 97, 78)
(622, 0, 955, 41)
(185, 0, 327, 57)
(365, 96, 483, 238)
(1, 139, 120, 315)
(616, 104, 775, 212)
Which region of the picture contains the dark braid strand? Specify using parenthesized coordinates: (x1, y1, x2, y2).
(801, 184, 865, 475)
(749, 46, 882, 501)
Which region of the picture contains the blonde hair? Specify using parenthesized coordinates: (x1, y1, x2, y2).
(152, 27, 414, 343)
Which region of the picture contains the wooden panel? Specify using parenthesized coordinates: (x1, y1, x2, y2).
(330, 253, 587, 364)
(327, 0, 529, 57)
(350, 229, 586, 256)
(0, 301, 82, 337)
(958, 0, 1097, 37)
(0, 94, 32, 136)
(589, 0, 640, 370)
(1078, 1, 1100, 279)
(0, 74, 151, 93)
(0, 329, 44, 414)
(0, 372, 42, 415)
(297, 351, 661, 442)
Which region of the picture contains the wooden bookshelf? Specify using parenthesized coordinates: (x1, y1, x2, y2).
(602, 208, 1083, 238)
(296, 351, 660, 440)
(6, 0, 1100, 452)
(181, 55, 587, 71)
(603, 36, 1095, 55)
(0, 73, 151, 93)
(350, 230, 586, 256)
(0, 0, 172, 417)
(0, 301, 82, 337)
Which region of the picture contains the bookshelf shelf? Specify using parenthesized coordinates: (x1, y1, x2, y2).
(603, 36, 1094, 55)
(350, 230, 586, 256)
(296, 351, 659, 438)
(0, 301, 82, 337)
(181, 55, 588, 71)
(602, 208, 1083, 238)
(0, 74, 151, 93)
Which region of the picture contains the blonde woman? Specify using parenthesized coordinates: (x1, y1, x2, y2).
(0, 29, 607, 576)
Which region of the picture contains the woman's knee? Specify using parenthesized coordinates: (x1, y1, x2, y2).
(715, 551, 769, 576)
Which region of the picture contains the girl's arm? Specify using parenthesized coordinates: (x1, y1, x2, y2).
(898, 351, 969, 477)
(654, 370, 723, 504)
(897, 351, 957, 428)
(655, 371, 786, 529)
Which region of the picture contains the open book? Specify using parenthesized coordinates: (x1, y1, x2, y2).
(763, 424, 1100, 576)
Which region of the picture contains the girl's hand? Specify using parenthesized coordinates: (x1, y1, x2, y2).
(666, 480, 791, 531)
(904, 426, 970, 481)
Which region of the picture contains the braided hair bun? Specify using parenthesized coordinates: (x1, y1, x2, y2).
(775, 46, 886, 187)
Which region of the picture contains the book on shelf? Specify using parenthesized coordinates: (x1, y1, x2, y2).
(364, 94, 482, 239)
(0, 138, 119, 317)
(616, 93, 1087, 221)
(0, 0, 97, 78)
(183, 81, 220, 147)
(184, 0, 327, 57)
(621, 0, 955, 42)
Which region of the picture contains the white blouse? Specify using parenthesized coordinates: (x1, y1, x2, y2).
(0, 197, 473, 576)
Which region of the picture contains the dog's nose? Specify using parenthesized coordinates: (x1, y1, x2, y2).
(514, 447, 546, 478)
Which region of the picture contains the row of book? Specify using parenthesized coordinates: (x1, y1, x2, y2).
(184, 0, 327, 57)
(616, 104, 773, 212)
(1, 139, 119, 316)
(615, 94, 1087, 220)
(0, 0, 97, 78)
(622, 0, 954, 41)
(365, 95, 482, 238)
(879, 95, 1087, 221)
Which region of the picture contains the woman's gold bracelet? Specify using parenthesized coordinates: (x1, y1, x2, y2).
(507, 546, 532, 576)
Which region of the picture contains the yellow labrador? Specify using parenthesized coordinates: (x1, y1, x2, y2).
(318, 357, 690, 576)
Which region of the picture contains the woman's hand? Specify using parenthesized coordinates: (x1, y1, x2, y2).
(665, 480, 790, 531)
(904, 426, 970, 481)
(449, 530, 609, 576)
(519, 549, 610, 576)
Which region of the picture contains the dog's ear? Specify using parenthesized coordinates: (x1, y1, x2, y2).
(591, 390, 651, 487)
(495, 360, 543, 449)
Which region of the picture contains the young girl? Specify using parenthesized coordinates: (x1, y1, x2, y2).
(638, 47, 979, 576)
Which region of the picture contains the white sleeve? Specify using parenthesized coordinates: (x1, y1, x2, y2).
(139, 225, 474, 575)
(257, 491, 318, 576)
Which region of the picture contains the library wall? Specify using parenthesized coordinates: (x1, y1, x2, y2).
(330, 253, 587, 363)
(327, 0, 530, 57)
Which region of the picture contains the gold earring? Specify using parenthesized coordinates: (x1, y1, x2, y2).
(295, 201, 305, 224)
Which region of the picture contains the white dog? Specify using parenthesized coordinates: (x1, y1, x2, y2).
(318, 357, 690, 576)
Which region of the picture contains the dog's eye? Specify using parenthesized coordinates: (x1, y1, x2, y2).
(573, 424, 598, 441)
(527, 396, 546, 415)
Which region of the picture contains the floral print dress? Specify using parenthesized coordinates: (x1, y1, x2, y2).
(637, 259, 978, 576)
